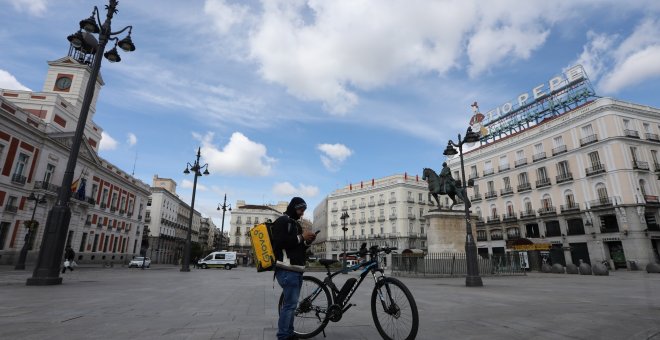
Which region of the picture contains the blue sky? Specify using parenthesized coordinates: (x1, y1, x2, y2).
(2, 0, 660, 227)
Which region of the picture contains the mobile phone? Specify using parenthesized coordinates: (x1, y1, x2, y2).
(315, 230, 321, 235)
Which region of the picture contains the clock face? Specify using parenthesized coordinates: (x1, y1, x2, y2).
(55, 77, 72, 90)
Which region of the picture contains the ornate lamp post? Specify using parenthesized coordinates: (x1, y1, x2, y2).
(340, 211, 350, 272)
(15, 193, 47, 270)
(217, 194, 232, 251)
(443, 126, 483, 287)
(181, 147, 210, 272)
(27, 0, 135, 286)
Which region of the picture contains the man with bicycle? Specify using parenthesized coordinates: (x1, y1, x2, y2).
(271, 197, 316, 340)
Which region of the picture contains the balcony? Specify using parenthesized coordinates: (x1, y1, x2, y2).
(487, 215, 500, 224)
(368, 217, 376, 223)
(490, 233, 504, 241)
(389, 214, 397, 220)
(138, 215, 142, 221)
(537, 206, 557, 216)
(477, 235, 488, 242)
(110, 207, 116, 213)
(4, 205, 18, 213)
(34, 181, 60, 193)
(331, 207, 339, 212)
(378, 216, 386, 222)
(500, 187, 514, 196)
(560, 202, 580, 213)
(11, 174, 26, 185)
(330, 221, 338, 227)
(646, 132, 660, 141)
(535, 178, 551, 188)
(145, 216, 151, 222)
(556, 173, 573, 184)
(485, 191, 497, 199)
(377, 200, 386, 206)
(475, 218, 485, 228)
(533, 152, 547, 162)
(520, 210, 536, 219)
(589, 197, 613, 208)
(580, 134, 598, 146)
(85, 220, 92, 226)
(359, 203, 366, 208)
(498, 164, 510, 172)
(502, 213, 517, 222)
(359, 218, 366, 224)
(406, 198, 415, 203)
(633, 160, 650, 170)
(624, 129, 640, 138)
(419, 215, 426, 222)
(100, 203, 107, 209)
(483, 168, 495, 177)
(341, 206, 348, 211)
(97, 223, 103, 228)
(552, 145, 567, 156)
(350, 218, 358, 225)
(388, 198, 397, 204)
(515, 158, 528, 168)
(585, 164, 606, 176)
(471, 193, 482, 202)
(119, 209, 125, 215)
(407, 214, 416, 220)
(350, 204, 357, 210)
(517, 183, 532, 192)
(469, 173, 479, 180)
(417, 199, 426, 205)
(368, 201, 376, 207)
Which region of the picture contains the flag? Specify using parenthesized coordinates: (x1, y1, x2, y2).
(71, 178, 80, 193)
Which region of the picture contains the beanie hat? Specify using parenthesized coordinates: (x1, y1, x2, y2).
(286, 197, 307, 219)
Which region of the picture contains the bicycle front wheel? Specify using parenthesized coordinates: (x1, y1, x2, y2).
(278, 275, 331, 339)
(371, 277, 419, 340)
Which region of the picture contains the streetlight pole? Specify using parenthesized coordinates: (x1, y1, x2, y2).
(27, 0, 135, 286)
(181, 147, 210, 272)
(15, 193, 47, 270)
(217, 194, 231, 251)
(340, 211, 349, 272)
(444, 126, 483, 287)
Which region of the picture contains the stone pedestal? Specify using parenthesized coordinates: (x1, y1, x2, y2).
(426, 210, 476, 253)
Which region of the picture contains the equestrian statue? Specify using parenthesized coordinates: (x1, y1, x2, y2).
(422, 163, 471, 210)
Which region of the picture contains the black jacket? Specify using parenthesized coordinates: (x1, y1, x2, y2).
(65, 248, 75, 261)
(271, 214, 308, 268)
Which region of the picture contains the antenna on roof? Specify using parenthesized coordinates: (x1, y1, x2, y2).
(131, 150, 138, 176)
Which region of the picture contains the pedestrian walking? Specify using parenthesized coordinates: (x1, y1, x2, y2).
(62, 246, 76, 273)
(271, 197, 316, 340)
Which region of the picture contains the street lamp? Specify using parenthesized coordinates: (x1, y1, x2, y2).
(27, 0, 135, 286)
(181, 147, 210, 272)
(443, 126, 483, 287)
(217, 194, 232, 251)
(340, 211, 350, 272)
(15, 193, 47, 270)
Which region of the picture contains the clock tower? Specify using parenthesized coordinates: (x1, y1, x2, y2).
(43, 56, 104, 121)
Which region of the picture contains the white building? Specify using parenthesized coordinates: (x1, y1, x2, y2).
(228, 200, 287, 255)
(0, 56, 150, 265)
(451, 97, 660, 270)
(315, 174, 434, 261)
(144, 175, 202, 264)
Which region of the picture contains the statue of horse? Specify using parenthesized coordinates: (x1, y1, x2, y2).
(422, 167, 471, 210)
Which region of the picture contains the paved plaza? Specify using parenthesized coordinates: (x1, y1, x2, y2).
(0, 265, 659, 340)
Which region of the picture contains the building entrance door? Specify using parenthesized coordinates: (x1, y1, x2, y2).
(607, 241, 626, 269)
(549, 244, 566, 266)
(569, 242, 590, 265)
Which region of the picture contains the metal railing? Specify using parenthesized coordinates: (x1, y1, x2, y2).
(580, 134, 598, 146)
(646, 132, 660, 141)
(586, 163, 606, 176)
(552, 145, 567, 155)
(624, 129, 640, 138)
(517, 183, 532, 192)
(483, 169, 495, 177)
(498, 164, 510, 172)
(500, 187, 514, 196)
(485, 191, 497, 199)
(537, 206, 556, 215)
(536, 178, 551, 188)
(533, 152, 547, 162)
(633, 160, 650, 170)
(392, 253, 526, 277)
(515, 158, 527, 168)
(11, 174, 26, 185)
(556, 172, 573, 183)
(560, 202, 580, 212)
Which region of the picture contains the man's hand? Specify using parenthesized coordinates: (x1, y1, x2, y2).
(302, 230, 316, 243)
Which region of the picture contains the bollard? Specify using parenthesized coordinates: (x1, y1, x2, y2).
(551, 263, 565, 274)
(566, 263, 579, 274)
(578, 262, 592, 275)
(592, 263, 609, 276)
(646, 262, 660, 273)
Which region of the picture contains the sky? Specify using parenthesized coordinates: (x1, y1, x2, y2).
(2, 0, 660, 229)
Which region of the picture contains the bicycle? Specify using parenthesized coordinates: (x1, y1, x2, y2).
(278, 244, 419, 340)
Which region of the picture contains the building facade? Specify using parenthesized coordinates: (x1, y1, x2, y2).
(228, 200, 287, 258)
(144, 175, 202, 264)
(451, 98, 660, 270)
(0, 57, 150, 266)
(316, 174, 434, 261)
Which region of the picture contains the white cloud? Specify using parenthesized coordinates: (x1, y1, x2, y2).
(127, 133, 138, 147)
(273, 182, 319, 198)
(599, 19, 660, 93)
(0, 69, 31, 91)
(99, 131, 118, 151)
(8, 0, 47, 16)
(194, 131, 275, 177)
(570, 31, 615, 82)
(317, 143, 352, 171)
(181, 179, 209, 191)
(204, 0, 249, 34)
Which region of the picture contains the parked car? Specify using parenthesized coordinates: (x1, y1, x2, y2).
(198, 251, 237, 269)
(129, 257, 151, 268)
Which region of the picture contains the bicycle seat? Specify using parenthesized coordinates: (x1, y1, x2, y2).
(319, 259, 339, 266)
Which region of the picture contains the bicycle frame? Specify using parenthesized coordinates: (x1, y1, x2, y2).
(321, 253, 387, 310)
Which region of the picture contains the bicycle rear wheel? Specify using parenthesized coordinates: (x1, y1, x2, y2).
(278, 275, 331, 339)
(371, 277, 419, 340)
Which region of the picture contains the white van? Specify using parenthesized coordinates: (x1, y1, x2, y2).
(198, 251, 237, 270)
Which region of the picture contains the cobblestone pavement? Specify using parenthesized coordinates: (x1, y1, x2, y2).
(0, 265, 659, 340)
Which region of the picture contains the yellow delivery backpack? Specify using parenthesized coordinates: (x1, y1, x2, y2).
(249, 222, 276, 272)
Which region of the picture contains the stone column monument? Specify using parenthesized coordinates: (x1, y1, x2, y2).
(426, 210, 477, 253)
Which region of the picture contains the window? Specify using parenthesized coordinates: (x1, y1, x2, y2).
(487, 181, 495, 192)
(254, 217, 259, 224)
(246, 217, 251, 224)
(545, 221, 561, 237)
(581, 124, 594, 137)
(473, 184, 480, 195)
(623, 119, 630, 130)
(499, 155, 508, 166)
(503, 177, 511, 189)
(419, 207, 424, 217)
(43, 164, 55, 184)
(644, 123, 651, 133)
(470, 165, 477, 177)
(534, 143, 543, 154)
(516, 150, 524, 160)
(418, 193, 423, 202)
(390, 207, 396, 215)
(652, 150, 659, 167)
(13, 153, 29, 177)
(630, 146, 640, 162)
(79, 232, 88, 252)
(101, 189, 109, 205)
(518, 172, 529, 185)
(588, 151, 601, 167)
(537, 167, 548, 180)
(379, 208, 384, 217)
(541, 194, 553, 209)
(92, 234, 99, 252)
(6, 196, 18, 209)
(391, 223, 397, 233)
(506, 202, 514, 216)
(553, 136, 564, 147)
(596, 184, 608, 200)
(0, 144, 5, 171)
(565, 191, 576, 206)
(524, 198, 533, 213)
(485, 160, 493, 171)
(557, 161, 570, 177)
